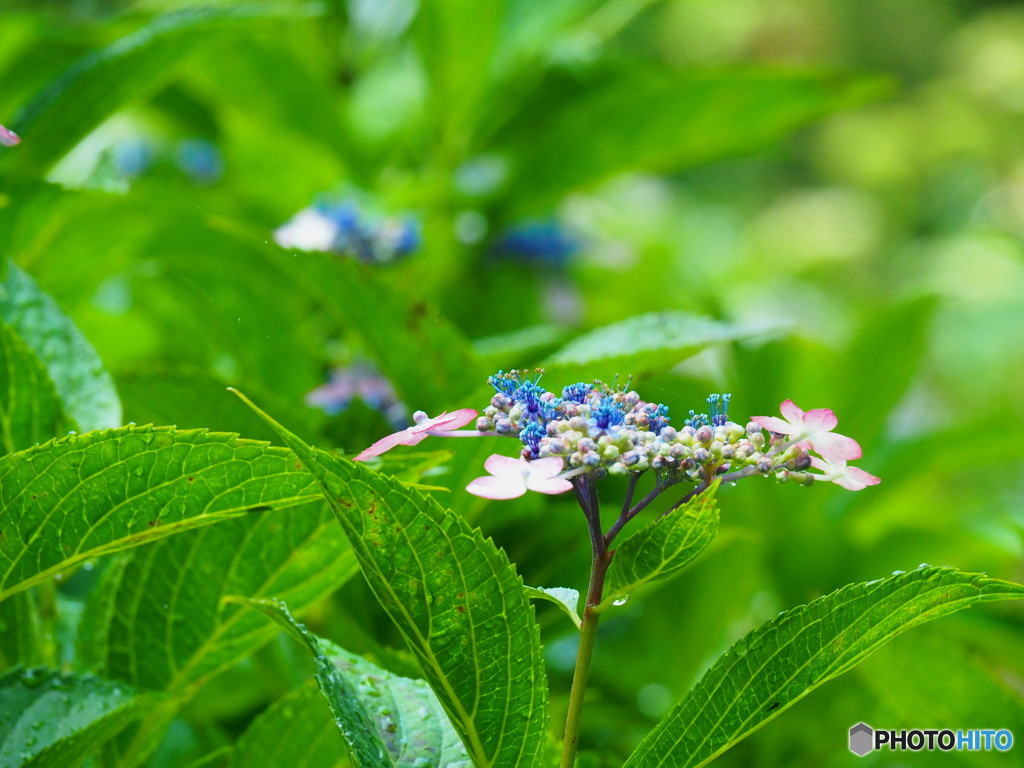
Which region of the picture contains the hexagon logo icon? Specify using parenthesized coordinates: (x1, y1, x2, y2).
(849, 722, 874, 756)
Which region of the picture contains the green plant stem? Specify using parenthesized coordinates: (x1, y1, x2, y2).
(560, 480, 614, 768)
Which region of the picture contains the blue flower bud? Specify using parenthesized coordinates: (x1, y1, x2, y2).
(792, 452, 811, 470)
(562, 382, 593, 403)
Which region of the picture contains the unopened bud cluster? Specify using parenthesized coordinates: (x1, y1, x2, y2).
(475, 370, 812, 486)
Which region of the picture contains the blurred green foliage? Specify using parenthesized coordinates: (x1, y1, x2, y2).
(1, 0, 1022, 765)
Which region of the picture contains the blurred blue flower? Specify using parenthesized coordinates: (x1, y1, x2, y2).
(306, 361, 406, 425)
(176, 138, 224, 185)
(276, 198, 419, 264)
(492, 220, 581, 267)
(111, 139, 153, 178)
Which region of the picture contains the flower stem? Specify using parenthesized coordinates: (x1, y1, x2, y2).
(560, 549, 613, 767)
(561, 478, 614, 768)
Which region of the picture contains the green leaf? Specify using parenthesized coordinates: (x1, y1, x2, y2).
(856, 628, 1024, 727)
(260, 246, 482, 413)
(524, 585, 581, 629)
(229, 599, 393, 767)
(232, 390, 549, 768)
(130, 221, 330, 401)
(622, 567, 1024, 768)
(0, 322, 70, 455)
(116, 363, 320, 446)
(250, 598, 472, 768)
(600, 488, 719, 612)
(229, 682, 346, 768)
(0, 590, 49, 669)
(0, 3, 323, 177)
(79, 501, 358, 768)
(471, 324, 571, 372)
(544, 311, 776, 383)
(835, 296, 937, 450)
(499, 68, 889, 211)
(415, 0, 506, 135)
(0, 667, 154, 768)
(0, 425, 320, 601)
(88, 505, 357, 692)
(0, 262, 120, 432)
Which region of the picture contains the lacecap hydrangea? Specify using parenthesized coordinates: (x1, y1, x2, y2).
(354, 369, 880, 498)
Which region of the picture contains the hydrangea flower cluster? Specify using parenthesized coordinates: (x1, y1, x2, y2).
(353, 369, 880, 499)
(474, 370, 871, 490)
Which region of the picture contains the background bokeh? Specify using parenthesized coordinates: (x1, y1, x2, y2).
(1, 0, 1022, 766)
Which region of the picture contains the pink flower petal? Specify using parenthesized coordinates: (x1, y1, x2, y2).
(808, 432, 862, 462)
(431, 408, 478, 430)
(833, 474, 866, 491)
(808, 456, 830, 472)
(470, 454, 571, 499)
(466, 474, 526, 499)
(0, 125, 20, 147)
(526, 456, 567, 479)
(483, 453, 526, 475)
(809, 456, 880, 491)
(778, 399, 805, 423)
(844, 465, 881, 488)
(411, 412, 447, 433)
(801, 407, 838, 432)
(525, 475, 574, 495)
(354, 409, 480, 461)
(750, 415, 793, 435)
(353, 427, 422, 461)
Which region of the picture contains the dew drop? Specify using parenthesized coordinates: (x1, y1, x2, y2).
(20, 669, 46, 689)
(612, 595, 630, 606)
(892, 570, 905, 576)
(50, 675, 73, 691)
(917, 563, 931, 569)
(82, 561, 94, 571)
